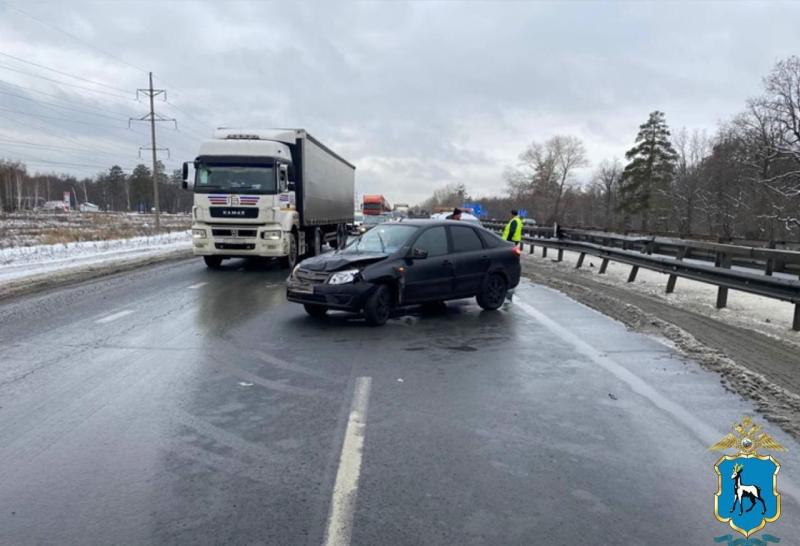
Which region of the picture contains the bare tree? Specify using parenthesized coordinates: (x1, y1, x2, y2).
(550, 136, 589, 223)
(593, 158, 622, 229)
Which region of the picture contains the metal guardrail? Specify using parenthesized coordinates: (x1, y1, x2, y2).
(483, 221, 800, 331)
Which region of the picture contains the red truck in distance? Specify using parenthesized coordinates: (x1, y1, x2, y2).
(362, 194, 391, 215)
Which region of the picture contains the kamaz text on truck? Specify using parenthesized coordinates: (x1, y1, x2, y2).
(182, 129, 355, 269)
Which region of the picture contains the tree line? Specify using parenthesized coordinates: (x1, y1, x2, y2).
(422, 56, 800, 242)
(0, 161, 191, 214)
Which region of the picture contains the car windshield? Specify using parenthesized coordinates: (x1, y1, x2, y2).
(342, 224, 417, 254)
(194, 163, 276, 194)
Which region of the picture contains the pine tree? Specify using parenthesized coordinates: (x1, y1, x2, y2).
(618, 111, 678, 230)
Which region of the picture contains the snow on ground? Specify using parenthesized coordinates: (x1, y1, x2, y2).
(0, 231, 191, 284)
(522, 248, 800, 344)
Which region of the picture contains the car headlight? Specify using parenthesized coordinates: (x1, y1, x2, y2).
(262, 230, 281, 240)
(328, 269, 360, 285)
(192, 228, 206, 239)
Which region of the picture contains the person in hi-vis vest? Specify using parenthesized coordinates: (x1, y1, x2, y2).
(502, 210, 523, 248)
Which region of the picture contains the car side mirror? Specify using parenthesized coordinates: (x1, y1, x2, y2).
(278, 164, 289, 192)
(181, 162, 190, 189)
(411, 247, 428, 259)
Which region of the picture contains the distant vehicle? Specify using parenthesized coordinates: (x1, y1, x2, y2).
(40, 201, 69, 213)
(79, 203, 100, 213)
(430, 211, 481, 223)
(522, 218, 537, 226)
(393, 203, 409, 215)
(286, 219, 522, 326)
(348, 212, 366, 235)
(363, 194, 391, 215)
(183, 128, 355, 269)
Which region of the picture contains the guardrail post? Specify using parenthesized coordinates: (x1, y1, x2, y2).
(627, 265, 639, 283)
(599, 258, 609, 274)
(715, 252, 731, 308)
(529, 242, 535, 254)
(542, 247, 548, 258)
(576, 253, 585, 269)
(794, 304, 800, 331)
(666, 247, 687, 294)
(557, 249, 564, 262)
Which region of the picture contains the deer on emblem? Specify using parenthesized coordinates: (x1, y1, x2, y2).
(730, 463, 766, 516)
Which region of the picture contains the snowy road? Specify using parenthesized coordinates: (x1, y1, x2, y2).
(0, 258, 798, 545)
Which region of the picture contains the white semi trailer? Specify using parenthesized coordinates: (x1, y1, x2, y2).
(182, 129, 355, 269)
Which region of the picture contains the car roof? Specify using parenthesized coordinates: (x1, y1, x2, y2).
(389, 218, 484, 227)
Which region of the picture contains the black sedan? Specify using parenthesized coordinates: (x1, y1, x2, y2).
(286, 220, 521, 326)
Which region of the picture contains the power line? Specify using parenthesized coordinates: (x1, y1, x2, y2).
(0, 0, 149, 77)
(0, 110, 151, 159)
(0, 50, 130, 93)
(0, 138, 138, 158)
(0, 78, 132, 117)
(0, 62, 134, 100)
(0, 89, 129, 121)
(0, 150, 136, 170)
(0, 105, 131, 129)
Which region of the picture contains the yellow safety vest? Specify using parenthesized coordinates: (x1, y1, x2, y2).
(502, 217, 523, 242)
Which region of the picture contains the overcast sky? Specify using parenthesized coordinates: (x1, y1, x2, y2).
(1, 0, 799, 204)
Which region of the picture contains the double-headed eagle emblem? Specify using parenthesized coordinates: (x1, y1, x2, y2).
(709, 416, 786, 456)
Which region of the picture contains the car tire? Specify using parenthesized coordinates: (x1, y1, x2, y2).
(279, 232, 298, 269)
(364, 284, 392, 326)
(203, 256, 223, 269)
(303, 304, 328, 318)
(476, 273, 507, 311)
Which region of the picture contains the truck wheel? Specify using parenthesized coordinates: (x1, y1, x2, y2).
(337, 224, 348, 249)
(364, 284, 392, 326)
(476, 273, 507, 311)
(303, 304, 328, 318)
(311, 228, 322, 256)
(203, 256, 223, 269)
(280, 232, 298, 269)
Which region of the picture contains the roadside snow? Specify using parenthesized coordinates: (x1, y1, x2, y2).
(0, 231, 191, 284)
(522, 248, 800, 344)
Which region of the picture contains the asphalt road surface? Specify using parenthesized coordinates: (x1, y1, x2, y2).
(1, 258, 799, 545)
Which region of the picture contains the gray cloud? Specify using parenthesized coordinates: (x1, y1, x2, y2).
(1, 1, 799, 202)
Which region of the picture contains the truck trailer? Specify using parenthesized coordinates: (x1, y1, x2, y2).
(182, 129, 355, 269)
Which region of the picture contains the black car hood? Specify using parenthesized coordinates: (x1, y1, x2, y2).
(299, 251, 389, 272)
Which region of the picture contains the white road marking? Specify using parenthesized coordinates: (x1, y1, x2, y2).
(94, 310, 133, 324)
(187, 282, 207, 289)
(514, 298, 800, 503)
(323, 376, 372, 546)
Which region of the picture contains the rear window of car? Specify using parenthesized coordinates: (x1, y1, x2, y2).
(450, 226, 484, 253)
(477, 228, 505, 248)
(413, 226, 448, 257)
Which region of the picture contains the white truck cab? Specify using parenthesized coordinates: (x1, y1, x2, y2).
(183, 129, 355, 269)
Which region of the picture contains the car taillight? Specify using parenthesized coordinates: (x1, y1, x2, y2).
(512, 246, 522, 256)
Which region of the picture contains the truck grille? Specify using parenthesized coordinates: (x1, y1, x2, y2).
(211, 228, 258, 238)
(210, 207, 259, 219)
(215, 243, 256, 251)
(294, 268, 330, 284)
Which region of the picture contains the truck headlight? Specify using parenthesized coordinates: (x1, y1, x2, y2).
(192, 228, 206, 239)
(262, 230, 281, 240)
(328, 269, 360, 285)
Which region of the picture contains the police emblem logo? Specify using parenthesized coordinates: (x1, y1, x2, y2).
(710, 417, 786, 538)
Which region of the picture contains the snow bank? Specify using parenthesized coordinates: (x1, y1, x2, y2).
(522, 248, 800, 343)
(0, 231, 191, 284)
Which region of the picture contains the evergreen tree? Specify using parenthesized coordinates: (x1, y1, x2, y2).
(618, 111, 678, 230)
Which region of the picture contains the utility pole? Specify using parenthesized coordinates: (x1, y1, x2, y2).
(130, 72, 175, 231)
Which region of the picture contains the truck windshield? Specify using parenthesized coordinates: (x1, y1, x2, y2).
(194, 163, 276, 194)
(342, 224, 416, 254)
